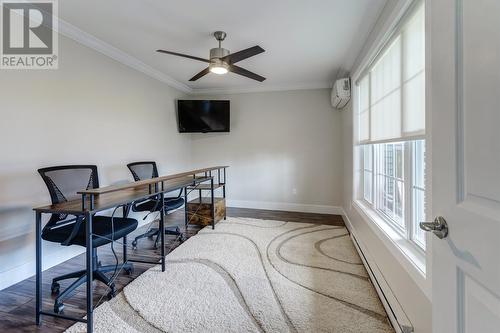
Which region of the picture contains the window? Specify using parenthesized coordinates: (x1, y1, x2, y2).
(355, 3, 426, 251)
(375, 142, 405, 229)
(361, 141, 425, 250)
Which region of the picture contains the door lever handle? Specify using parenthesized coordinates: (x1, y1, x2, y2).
(419, 216, 448, 239)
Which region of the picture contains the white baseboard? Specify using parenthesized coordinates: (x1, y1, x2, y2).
(341, 208, 413, 333)
(226, 199, 343, 215)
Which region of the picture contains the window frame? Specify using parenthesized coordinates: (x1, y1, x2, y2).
(410, 140, 426, 249)
(362, 144, 373, 204)
(359, 141, 425, 252)
(351, 0, 429, 297)
(354, 2, 426, 253)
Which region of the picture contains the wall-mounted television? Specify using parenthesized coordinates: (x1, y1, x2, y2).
(177, 100, 230, 133)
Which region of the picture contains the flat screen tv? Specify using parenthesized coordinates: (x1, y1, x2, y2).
(177, 100, 230, 133)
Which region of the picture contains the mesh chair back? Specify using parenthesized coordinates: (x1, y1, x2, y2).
(127, 162, 158, 181)
(38, 165, 99, 227)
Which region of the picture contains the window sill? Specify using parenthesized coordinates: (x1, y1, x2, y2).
(353, 199, 427, 281)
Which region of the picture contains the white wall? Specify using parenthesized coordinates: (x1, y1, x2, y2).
(189, 89, 343, 214)
(0, 35, 190, 289)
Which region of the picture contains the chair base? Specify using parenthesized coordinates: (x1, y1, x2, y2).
(131, 226, 184, 249)
(51, 249, 133, 314)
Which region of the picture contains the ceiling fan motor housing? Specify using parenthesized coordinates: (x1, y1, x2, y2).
(210, 47, 230, 61)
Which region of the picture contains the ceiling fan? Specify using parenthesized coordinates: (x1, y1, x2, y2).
(156, 31, 266, 82)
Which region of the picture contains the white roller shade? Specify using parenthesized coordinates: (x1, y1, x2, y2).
(370, 37, 401, 142)
(358, 76, 370, 143)
(356, 4, 425, 144)
(403, 4, 425, 136)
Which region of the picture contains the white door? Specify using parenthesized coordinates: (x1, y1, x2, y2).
(428, 0, 500, 332)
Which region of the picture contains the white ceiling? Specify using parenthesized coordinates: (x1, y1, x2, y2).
(60, 0, 386, 93)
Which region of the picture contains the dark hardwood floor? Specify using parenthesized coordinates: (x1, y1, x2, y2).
(0, 208, 344, 332)
(226, 207, 344, 225)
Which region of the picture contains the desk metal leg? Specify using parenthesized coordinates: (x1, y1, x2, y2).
(211, 178, 215, 229)
(160, 192, 165, 272)
(85, 212, 94, 333)
(122, 206, 128, 263)
(184, 187, 188, 232)
(122, 237, 127, 263)
(223, 168, 227, 220)
(35, 211, 42, 326)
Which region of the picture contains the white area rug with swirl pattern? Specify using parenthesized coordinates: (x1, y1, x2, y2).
(67, 217, 394, 333)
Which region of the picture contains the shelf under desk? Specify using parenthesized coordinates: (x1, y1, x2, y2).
(187, 197, 226, 226)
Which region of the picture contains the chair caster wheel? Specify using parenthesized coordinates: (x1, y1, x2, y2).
(54, 302, 64, 314)
(124, 266, 134, 275)
(51, 282, 60, 295)
(131, 240, 138, 249)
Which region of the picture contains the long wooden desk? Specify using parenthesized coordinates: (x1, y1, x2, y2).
(33, 166, 228, 332)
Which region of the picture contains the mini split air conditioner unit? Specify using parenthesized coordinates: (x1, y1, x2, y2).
(331, 77, 351, 110)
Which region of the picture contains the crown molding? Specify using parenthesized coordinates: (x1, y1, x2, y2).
(189, 81, 332, 95)
(55, 18, 192, 93)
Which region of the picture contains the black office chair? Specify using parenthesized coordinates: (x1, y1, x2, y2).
(38, 165, 138, 314)
(127, 161, 185, 249)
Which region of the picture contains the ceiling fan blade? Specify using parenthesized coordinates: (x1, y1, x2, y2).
(230, 65, 266, 82)
(189, 67, 210, 81)
(156, 50, 210, 63)
(221, 46, 265, 64)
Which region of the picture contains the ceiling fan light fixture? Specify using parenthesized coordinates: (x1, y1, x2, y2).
(209, 60, 229, 75)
